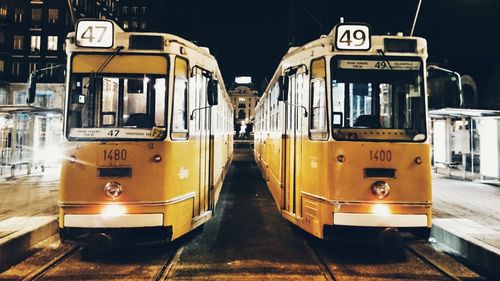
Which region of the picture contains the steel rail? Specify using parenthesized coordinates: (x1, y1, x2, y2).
(21, 244, 81, 281)
(405, 243, 461, 281)
(151, 245, 185, 281)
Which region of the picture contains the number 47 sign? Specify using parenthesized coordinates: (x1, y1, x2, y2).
(335, 23, 371, 51)
(76, 20, 114, 48)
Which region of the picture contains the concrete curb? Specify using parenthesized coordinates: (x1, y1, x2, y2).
(0, 216, 58, 267)
(431, 218, 500, 278)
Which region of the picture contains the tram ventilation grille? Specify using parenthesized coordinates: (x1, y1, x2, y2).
(98, 167, 132, 177)
(364, 168, 396, 178)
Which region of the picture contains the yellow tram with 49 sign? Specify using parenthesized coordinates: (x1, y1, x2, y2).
(254, 23, 432, 240)
(33, 19, 234, 247)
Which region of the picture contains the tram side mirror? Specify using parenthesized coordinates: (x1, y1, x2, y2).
(27, 72, 38, 104)
(278, 76, 289, 101)
(332, 112, 343, 128)
(207, 78, 218, 106)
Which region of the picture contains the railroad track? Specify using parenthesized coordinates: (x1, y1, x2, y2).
(305, 234, 481, 281)
(151, 245, 185, 281)
(21, 243, 82, 281)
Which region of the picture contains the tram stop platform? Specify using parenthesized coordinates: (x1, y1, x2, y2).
(0, 161, 499, 278)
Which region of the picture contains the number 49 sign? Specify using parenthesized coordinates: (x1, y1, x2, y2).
(335, 24, 371, 51)
(75, 20, 114, 48)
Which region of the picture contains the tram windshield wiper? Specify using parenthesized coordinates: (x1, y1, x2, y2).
(376, 49, 393, 70)
(84, 45, 124, 89)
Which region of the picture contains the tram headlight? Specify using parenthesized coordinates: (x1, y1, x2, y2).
(104, 181, 123, 199)
(371, 181, 390, 199)
(414, 156, 423, 165)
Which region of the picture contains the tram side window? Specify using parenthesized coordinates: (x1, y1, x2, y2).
(172, 57, 188, 139)
(309, 58, 328, 140)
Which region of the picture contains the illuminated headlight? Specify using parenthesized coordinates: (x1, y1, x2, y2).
(104, 181, 123, 199)
(371, 181, 390, 199)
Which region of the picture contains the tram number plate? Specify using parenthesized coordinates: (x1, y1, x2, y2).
(369, 150, 392, 162)
(103, 149, 127, 161)
(76, 20, 114, 48)
(335, 24, 370, 50)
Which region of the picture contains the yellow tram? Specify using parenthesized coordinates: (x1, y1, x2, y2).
(254, 23, 432, 239)
(45, 19, 233, 244)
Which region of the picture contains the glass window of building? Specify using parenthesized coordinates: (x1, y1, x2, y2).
(31, 8, 42, 26)
(0, 59, 4, 74)
(29, 62, 37, 74)
(13, 35, 23, 50)
(48, 9, 58, 23)
(0, 88, 7, 104)
(132, 6, 138, 15)
(30, 35, 41, 52)
(14, 8, 23, 23)
(47, 36, 58, 51)
(141, 7, 147, 14)
(131, 21, 138, 29)
(140, 21, 147, 30)
(46, 62, 55, 77)
(11, 62, 21, 76)
(0, 6, 7, 18)
(122, 20, 129, 29)
(122, 6, 128, 15)
(15, 91, 27, 105)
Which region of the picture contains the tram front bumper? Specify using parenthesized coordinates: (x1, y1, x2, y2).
(333, 212, 428, 227)
(63, 213, 164, 228)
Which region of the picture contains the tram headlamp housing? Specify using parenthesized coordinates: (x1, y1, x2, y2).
(104, 181, 123, 199)
(371, 181, 390, 199)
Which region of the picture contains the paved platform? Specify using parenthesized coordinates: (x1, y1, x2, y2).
(0, 160, 498, 278)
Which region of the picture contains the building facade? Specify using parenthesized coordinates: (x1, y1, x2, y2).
(0, 0, 153, 175)
(228, 82, 260, 138)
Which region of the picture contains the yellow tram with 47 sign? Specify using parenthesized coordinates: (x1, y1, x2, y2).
(254, 22, 432, 240)
(41, 19, 234, 248)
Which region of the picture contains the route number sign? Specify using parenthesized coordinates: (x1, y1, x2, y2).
(335, 24, 370, 50)
(76, 20, 114, 48)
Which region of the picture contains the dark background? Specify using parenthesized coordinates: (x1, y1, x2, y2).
(150, 0, 500, 106)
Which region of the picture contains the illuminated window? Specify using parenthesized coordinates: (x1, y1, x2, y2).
(13, 35, 23, 50)
(30, 35, 41, 52)
(0, 6, 7, 18)
(0, 59, 4, 74)
(238, 97, 245, 102)
(131, 21, 138, 29)
(48, 9, 58, 23)
(47, 36, 58, 51)
(14, 8, 23, 23)
(122, 20, 129, 29)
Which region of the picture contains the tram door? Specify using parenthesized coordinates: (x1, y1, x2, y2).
(284, 71, 304, 215)
(194, 70, 211, 216)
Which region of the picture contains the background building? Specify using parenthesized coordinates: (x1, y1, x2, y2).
(228, 77, 260, 139)
(0, 0, 154, 176)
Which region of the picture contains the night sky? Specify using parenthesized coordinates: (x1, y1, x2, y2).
(151, 0, 500, 103)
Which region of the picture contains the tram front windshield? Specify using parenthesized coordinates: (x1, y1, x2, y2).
(331, 56, 426, 142)
(66, 74, 167, 140)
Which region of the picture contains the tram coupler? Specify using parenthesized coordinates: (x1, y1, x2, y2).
(81, 232, 113, 260)
(378, 228, 406, 261)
